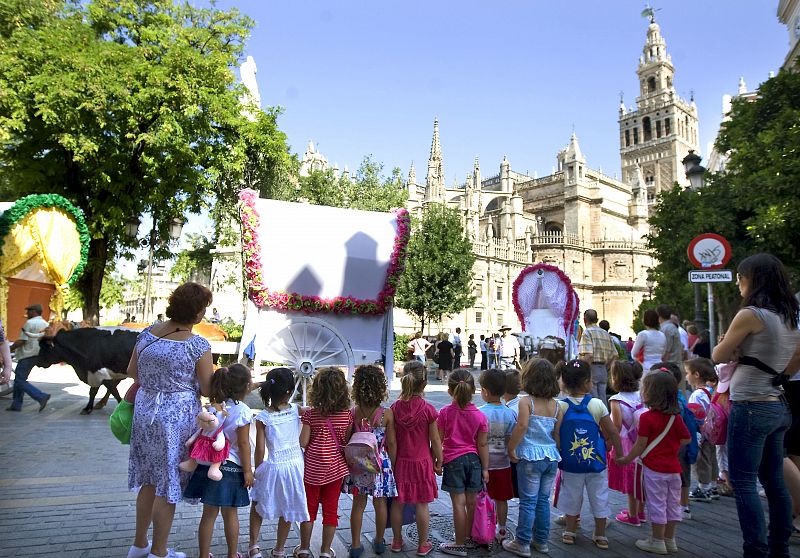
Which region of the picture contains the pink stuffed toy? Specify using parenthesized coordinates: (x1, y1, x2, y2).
(179, 405, 230, 481)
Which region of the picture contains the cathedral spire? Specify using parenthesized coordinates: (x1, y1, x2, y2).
(408, 161, 416, 185)
(425, 118, 445, 201)
(564, 133, 585, 163)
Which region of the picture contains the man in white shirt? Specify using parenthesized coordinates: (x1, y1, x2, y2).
(7, 304, 51, 412)
(498, 325, 519, 370)
(452, 327, 462, 369)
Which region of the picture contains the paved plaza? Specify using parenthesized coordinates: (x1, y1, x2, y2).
(0, 364, 798, 558)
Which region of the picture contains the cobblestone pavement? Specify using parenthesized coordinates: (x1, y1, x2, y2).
(1, 364, 798, 557)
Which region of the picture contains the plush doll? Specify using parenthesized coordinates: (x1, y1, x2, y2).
(179, 405, 230, 481)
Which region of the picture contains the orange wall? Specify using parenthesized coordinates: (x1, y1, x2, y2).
(6, 278, 54, 340)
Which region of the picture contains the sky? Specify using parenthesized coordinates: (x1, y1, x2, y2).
(127, 0, 790, 272)
(221, 0, 788, 182)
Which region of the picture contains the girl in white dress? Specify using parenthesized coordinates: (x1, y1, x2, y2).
(248, 368, 309, 558)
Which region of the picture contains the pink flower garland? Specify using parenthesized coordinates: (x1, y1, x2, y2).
(238, 189, 411, 315)
(511, 263, 580, 335)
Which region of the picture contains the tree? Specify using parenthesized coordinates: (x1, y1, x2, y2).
(170, 232, 215, 284)
(0, 0, 292, 322)
(62, 272, 128, 317)
(396, 203, 475, 331)
(645, 70, 800, 333)
(296, 156, 407, 212)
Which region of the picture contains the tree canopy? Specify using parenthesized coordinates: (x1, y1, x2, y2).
(645, 69, 800, 331)
(0, 0, 292, 322)
(396, 203, 475, 331)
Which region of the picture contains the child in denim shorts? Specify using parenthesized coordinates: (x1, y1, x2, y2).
(437, 369, 489, 556)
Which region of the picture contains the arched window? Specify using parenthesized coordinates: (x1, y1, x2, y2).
(544, 222, 563, 234)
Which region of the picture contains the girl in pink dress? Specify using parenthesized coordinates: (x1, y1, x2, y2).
(389, 361, 442, 556)
(607, 360, 645, 526)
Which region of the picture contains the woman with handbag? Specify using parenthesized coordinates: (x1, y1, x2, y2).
(713, 253, 800, 558)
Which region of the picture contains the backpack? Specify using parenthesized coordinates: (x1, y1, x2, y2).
(558, 395, 607, 473)
(343, 408, 383, 475)
(616, 399, 644, 446)
(702, 391, 729, 445)
(686, 387, 712, 426)
(679, 399, 699, 465)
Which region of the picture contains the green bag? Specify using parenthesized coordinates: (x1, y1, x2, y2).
(109, 400, 134, 444)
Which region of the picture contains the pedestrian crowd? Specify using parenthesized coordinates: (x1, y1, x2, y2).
(5, 252, 798, 558)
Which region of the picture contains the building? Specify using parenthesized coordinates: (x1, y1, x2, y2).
(618, 16, 700, 202)
(778, 0, 800, 70)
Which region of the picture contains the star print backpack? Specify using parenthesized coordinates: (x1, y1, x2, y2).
(558, 394, 607, 473)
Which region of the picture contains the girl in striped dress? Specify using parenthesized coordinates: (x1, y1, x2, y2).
(297, 367, 353, 558)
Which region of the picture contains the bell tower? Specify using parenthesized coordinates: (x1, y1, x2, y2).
(619, 14, 699, 204)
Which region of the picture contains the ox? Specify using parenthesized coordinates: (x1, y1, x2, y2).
(37, 328, 138, 415)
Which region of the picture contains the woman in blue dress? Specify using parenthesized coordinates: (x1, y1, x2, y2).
(126, 283, 215, 558)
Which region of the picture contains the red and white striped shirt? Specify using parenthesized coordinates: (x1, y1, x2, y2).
(301, 408, 352, 485)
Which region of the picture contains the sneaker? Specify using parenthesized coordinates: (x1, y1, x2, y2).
(463, 538, 477, 550)
(664, 539, 678, 554)
(638, 510, 647, 522)
(689, 487, 711, 502)
(128, 543, 152, 558)
(372, 540, 386, 555)
(416, 541, 433, 557)
(531, 542, 549, 554)
(5, 406, 20, 411)
(390, 540, 404, 553)
(439, 543, 467, 557)
(708, 487, 720, 500)
(348, 546, 364, 558)
(682, 507, 692, 520)
(38, 393, 51, 412)
(615, 510, 641, 526)
(147, 551, 187, 558)
(634, 538, 668, 555)
(502, 540, 531, 558)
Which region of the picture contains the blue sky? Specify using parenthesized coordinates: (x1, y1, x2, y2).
(128, 0, 787, 272)
(220, 0, 787, 182)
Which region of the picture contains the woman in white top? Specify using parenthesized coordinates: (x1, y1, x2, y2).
(407, 332, 431, 364)
(631, 309, 666, 374)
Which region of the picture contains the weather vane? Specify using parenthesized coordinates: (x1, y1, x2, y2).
(641, 3, 661, 23)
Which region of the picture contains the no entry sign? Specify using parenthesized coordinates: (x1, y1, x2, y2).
(687, 233, 732, 270)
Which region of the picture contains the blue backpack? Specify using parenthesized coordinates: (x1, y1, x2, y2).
(678, 396, 699, 465)
(559, 395, 607, 473)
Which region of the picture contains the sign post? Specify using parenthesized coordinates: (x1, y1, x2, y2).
(687, 233, 733, 352)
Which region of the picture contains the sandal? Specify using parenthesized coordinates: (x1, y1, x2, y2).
(561, 531, 576, 545)
(319, 551, 336, 558)
(348, 547, 363, 558)
(249, 545, 264, 558)
(271, 550, 285, 558)
(592, 535, 609, 550)
(293, 546, 312, 558)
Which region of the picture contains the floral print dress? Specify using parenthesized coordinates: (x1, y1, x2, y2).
(342, 407, 398, 498)
(128, 327, 210, 504)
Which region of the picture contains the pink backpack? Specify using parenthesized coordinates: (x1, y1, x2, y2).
(343, 408, 383, 475)
(702, 392, 729, 445)
(471, 486, 496, 545)
(617, 399, 644, 446)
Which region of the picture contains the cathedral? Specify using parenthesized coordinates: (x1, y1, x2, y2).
(397, 16, 699, 338)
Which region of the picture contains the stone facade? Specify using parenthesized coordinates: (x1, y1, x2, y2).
(778, 0, 800, 70)
(618, 19, 699, 203)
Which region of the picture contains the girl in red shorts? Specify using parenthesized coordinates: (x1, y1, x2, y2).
(616, 371, 691, 555)
(297, 367, 353, 558)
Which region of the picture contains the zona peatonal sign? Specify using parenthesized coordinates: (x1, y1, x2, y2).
(688, 269, 733, 283)
(687, 233, 732, 270)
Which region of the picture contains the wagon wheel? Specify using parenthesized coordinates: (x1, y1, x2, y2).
(263, 317, 355, 406)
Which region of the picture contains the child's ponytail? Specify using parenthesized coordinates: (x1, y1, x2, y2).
(448, 368, 475, 408)
(260, 367, 294, 410)
(400, 360, 426, 400)
(209, 363, 252, 404)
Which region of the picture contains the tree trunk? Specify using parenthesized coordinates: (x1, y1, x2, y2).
(77, 237, 109, 325)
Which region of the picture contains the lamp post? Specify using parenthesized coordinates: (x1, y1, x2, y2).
(682, 151, 708, 333)
(645, 268, 655, 301)
(126, 213, 184, 323)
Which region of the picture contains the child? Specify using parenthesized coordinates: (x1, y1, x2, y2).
(616, 371, 691, 554)
(503, 369, 525, 499)
(504, 359, 563, 556)
(712, 362, 734, 497)
(249, 368, 309, 558)
(607, 360, 645, 526)
(437, 368, 489, 556)
(684, 358, 720, 503)
(343, 365, 398, 557)
(555, 359, 622, 550)
(297, 367, 353, 558)
(390, 360, 442, 556)
(652, 362, 698, 520)
(478, 368, 517, 542)
(184, 364, 254, 558)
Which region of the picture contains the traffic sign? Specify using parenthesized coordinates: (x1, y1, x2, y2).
(687, 233, 732, 269)
(688, 270, 733, 283)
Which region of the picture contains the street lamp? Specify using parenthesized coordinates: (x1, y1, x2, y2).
(682, 150, 706, 191)
(682, 152, 708, 332)
(645, 268, 655, 300)
(126, 213, 185, 323)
